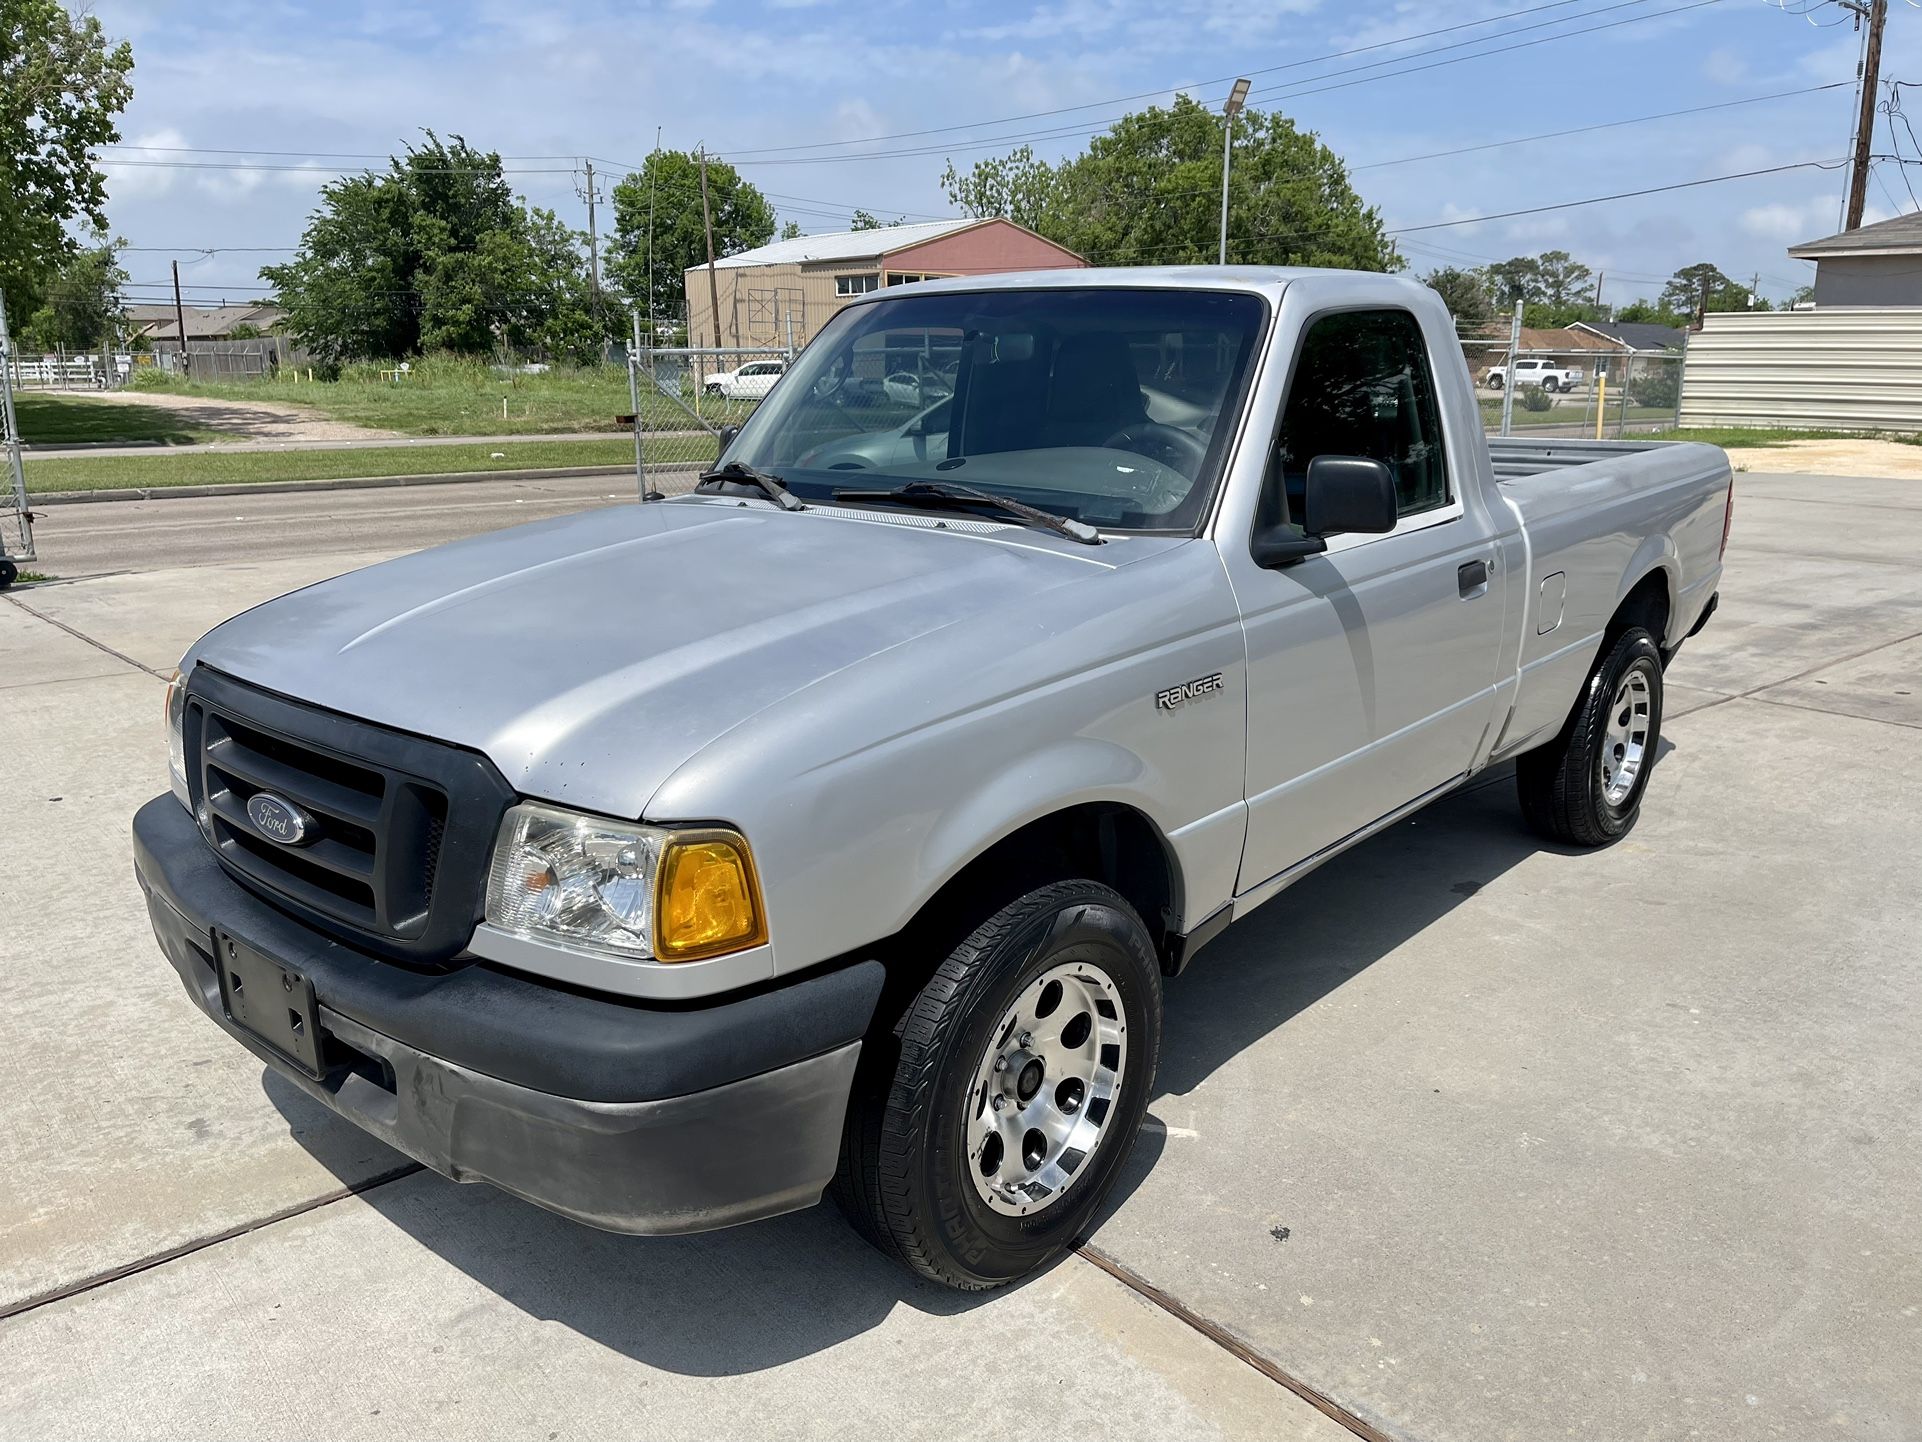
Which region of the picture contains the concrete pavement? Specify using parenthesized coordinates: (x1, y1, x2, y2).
(1, 472, 1917, 1439)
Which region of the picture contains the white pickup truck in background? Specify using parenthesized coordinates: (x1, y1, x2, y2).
(1486, 356, 1586, 392)
(137, 268, 1730, 1292)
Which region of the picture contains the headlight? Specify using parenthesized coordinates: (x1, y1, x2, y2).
(483, 802, 767, 963)
(165, 669, 189, 809)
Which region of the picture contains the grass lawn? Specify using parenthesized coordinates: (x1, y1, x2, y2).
(14, 392, 226, 446)
(1637, 427, 1922, 448)
(1478, 399, 1676, 430)
(131, 354, 758, 437)
(22, 436, 717, 494)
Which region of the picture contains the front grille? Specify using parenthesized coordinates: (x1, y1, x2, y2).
(185, 668, 514, 963)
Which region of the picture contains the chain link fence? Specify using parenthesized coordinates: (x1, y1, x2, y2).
(1457, 334, 1684, 438)
(5, 350, 134, 392)
(0, 296, 36, 569)
(624, 345, 792, 482)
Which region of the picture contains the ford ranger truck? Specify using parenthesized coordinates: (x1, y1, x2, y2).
(135, 268, 1730, 1291)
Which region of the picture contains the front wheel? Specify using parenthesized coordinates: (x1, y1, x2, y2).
(834, 879, 1162, 1290)
(1517, 626, 1664, 845)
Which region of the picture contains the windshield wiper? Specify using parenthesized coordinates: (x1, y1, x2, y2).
(697, 459, 806, 511)
(831, 480, 1101, 545)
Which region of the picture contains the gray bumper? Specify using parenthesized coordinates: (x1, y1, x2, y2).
(135, 796, 877, 1236)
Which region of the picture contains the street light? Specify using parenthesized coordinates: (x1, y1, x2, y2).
(1219, 77, 1251, 266)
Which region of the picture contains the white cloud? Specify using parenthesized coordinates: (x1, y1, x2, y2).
(100, 128, 191, 199)
(1741, 196, 1837, 243)
(1703, 48, 1747, 86)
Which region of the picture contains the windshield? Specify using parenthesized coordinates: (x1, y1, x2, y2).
(723, 287, 1267, 532)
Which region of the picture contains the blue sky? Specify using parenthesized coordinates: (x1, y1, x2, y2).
(89, 0, 1921, 312)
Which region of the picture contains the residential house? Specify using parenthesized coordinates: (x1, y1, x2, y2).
(125, 302, 286, 344)
(1786, 213, 1922, 307)
(682, 218, 1085, 349)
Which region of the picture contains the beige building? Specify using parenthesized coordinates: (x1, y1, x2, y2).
(683, 218, 1085, 349)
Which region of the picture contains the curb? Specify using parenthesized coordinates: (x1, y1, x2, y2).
(26, 463, 702, 506)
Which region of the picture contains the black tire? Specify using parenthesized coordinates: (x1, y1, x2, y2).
(1517, 626, 1664, 846)
(1543, 376, 1560, 393)
(833, 878, 1162, 1290)
(0, 557, 16, 591)
(1489, 374, 1504, 390)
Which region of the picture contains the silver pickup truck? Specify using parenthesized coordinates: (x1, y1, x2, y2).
(134, 268, 1730, 1290)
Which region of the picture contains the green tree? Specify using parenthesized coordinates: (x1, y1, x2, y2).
(1522, 299, 1605, 329)
(0, 0, 134, 327)
(942, 97, 1398, 270)
(605, 150, 775, 323)
(1422, 266, 1494, 331)
(1613, 299, 1689, 328)
(778, 220, 803, 240)
(1658, 262, 1760, 317)
(1534, 250, 1594, 307)
(1480, 256, 1543, 305)
(941, 144, 1066, 234)
(262, 134, 610, 362)
(19, 236, 127, 350)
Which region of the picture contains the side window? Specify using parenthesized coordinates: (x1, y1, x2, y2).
(1263, 309, 1450, 533)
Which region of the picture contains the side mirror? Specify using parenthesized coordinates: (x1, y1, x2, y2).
(1251, 455, 1399, 570)
(1302, 455, 1397, 538)
(716, 424, 740, 459)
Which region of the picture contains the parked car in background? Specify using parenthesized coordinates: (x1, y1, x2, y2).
(703, 359, 786, 398)
(1486, 356, 1584, 392)
(137, 268, 1730, 1295)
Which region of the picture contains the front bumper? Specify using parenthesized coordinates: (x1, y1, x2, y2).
(133, 795, 883, 1235)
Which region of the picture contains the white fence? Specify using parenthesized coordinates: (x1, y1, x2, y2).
(1678, 309, 1922, 432)
(6, 353, 131, 391)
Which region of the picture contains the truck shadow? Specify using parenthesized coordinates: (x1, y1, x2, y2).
(260, 1069, 1167, 1374)
(264, 747, 1675, 1373)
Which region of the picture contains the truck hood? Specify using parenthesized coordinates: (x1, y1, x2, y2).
(188, 498, 1162, 818)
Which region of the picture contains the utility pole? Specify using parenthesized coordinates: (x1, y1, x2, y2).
(645, 126, 660, 344)
(580, 160, 604, 337)
(171, 260, 190, 379)
(1841, 0, 1888, 231)
(698, 145, 722, 350)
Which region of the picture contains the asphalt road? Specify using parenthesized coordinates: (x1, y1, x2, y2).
(25, 474, 655, 579)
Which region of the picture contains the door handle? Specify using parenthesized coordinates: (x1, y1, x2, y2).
(1458, 559, 1489, 597)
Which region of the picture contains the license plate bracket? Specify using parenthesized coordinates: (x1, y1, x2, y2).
(215, 930, 325, 1079)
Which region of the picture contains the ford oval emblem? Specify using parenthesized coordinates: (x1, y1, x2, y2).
(245, 792, 313, 846)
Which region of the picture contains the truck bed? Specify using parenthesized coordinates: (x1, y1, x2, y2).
(1483, 436, 1732, 761)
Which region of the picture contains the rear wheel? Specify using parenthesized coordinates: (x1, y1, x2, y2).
(0, 557, 16, 591)
(1543, 376, 1560, 393)
(833, 878, 1161, 1290)
(1517, 626, 1664, 846)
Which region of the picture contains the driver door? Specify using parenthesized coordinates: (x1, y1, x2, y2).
(1231, 305, 1507, 891)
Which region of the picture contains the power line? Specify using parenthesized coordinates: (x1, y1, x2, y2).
(707, 1, 1591, 159)
(717, 0, 1727, 167)
(1352, 81, 1850, 170)
(1390, 156, 1854, 233)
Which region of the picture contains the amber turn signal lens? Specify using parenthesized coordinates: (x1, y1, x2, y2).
(652, 830, 768, 961)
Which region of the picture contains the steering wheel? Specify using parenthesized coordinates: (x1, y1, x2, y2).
(1102, 422, 1208, 477)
